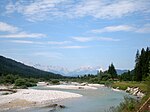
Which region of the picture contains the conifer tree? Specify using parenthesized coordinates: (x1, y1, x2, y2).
(134, 47, 150, 81)
(108, 63, 117, 79)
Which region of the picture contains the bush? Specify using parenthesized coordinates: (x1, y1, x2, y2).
(108, 96, 138, 112)
(15, 78, 26, 86)
(51, 80, 60, 85)
(14, 78, 37, 88)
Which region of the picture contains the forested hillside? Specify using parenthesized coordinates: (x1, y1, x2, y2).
(0, 55, 63, 79)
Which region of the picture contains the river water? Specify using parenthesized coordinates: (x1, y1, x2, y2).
(4, 85, 133, 112)
(18, 85, 131, 112)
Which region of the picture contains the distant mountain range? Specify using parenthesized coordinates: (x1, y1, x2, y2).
(33, 64, 128, 76)
(0, 55, 63, 78)
(33, 64, 102, 76)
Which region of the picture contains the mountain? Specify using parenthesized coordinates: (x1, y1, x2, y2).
(33, 64, 128, 76)
(33, 64, 69, 75)
(67, 66, 103, 76)
(33, 64, 103, 76)
(0, 55, 63, 78)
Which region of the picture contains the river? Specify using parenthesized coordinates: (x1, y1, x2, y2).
(17, 85, 132, 112)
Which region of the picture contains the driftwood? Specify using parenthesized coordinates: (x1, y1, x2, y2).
(137, 97, 150, 112)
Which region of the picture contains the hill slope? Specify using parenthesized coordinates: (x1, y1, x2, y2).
(0, 55, 63, 78)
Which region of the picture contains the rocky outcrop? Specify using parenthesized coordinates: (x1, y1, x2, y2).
(125, 87, 145, 98)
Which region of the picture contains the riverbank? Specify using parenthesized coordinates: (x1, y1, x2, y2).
(110, 81, 150, 112)
(111, 81, 147, 97)
(0, 88, 82, 111)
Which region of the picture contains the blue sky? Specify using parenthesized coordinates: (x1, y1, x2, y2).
(0, 0, 150, 70)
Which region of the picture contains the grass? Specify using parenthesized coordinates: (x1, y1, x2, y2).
(107, 96, 138, 112)
(111, 81, 148, 93)
(110, 81, 150, 112)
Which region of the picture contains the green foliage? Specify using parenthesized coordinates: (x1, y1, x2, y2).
(89, 77, 99, 83)
(14, 78, 37, 88)
(111, 81, 148, 92)
(0, 55, 63, 79)
(108, 96, 138, 112)
(15, 78, 26, 86)
(108, 63, 117, 79)
(0, 74, 19, 84)
(119, 71, 133, 81)
(98, 72, 111, 81)
(50, 80, 60, 85)
(134, 47, 150, 81)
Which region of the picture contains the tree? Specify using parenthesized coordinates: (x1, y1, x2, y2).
(120, 71, 133, 81)
(108, 63, 117, 79)
(134, 47, 150, 81)
(134, 50, 142, 81)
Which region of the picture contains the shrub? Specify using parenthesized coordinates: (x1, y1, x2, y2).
(14, 78, 37, 88)
(15, 78, 26, 86)
(108, 96, 138, 112)
(51, 80, 60, 85)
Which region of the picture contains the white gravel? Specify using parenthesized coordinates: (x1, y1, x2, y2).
(0, 89, 82, 105)
(88, 84, 105, 87)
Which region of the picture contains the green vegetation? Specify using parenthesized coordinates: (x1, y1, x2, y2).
(134, 47, 150, 81)
(108, 63, 117, 79)
(14, 78, 37, 89)
(0, 74, 38, 89)
(0, 55, 63, 79)
(111, 81, 148, 92)
(50, 80, 60, 85)
(108, 96, 138, 112)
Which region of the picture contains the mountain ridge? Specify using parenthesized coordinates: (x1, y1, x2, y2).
(0, 55, 63, 79)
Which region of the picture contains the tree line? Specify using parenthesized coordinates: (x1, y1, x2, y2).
(74, 47, 150, 83)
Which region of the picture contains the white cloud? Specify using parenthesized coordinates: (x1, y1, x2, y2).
(97, 37, 120, 42)
(5, 0, 69, 21)
(91, 24, 150, 34)
(60, 46, 89, 49)
(0, 22, 19, 33)
(9, 40, 44, 44)
(48, 41, 71, 45)
(5, 0, 150, 21)
(92, 25, 135, 33)
(72, 36, 120, 42)
(9, 40, 72, 45)
(10, 40, 34, 44)
(0, 21, 46, 38)
(135, 24, 150, 33)
(0, 32, 46, 38)
(72, 37, 93, 42)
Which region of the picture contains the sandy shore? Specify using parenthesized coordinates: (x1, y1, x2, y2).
(0, 89, 82, 110)
(47, 85, 97, 90)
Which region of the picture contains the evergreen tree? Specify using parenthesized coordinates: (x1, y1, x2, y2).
(134, 50, 142, 81)
(108, 63, 117, 79)
(134, 47, 150, 81)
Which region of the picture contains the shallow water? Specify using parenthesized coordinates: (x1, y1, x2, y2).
(3, 85, 132, 112)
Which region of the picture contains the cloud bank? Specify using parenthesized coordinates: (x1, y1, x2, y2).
(5, 0, 150, 21)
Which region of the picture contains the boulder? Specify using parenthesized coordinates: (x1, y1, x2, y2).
(137, 91, 145, 98)
(59, 105, 66, 108)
